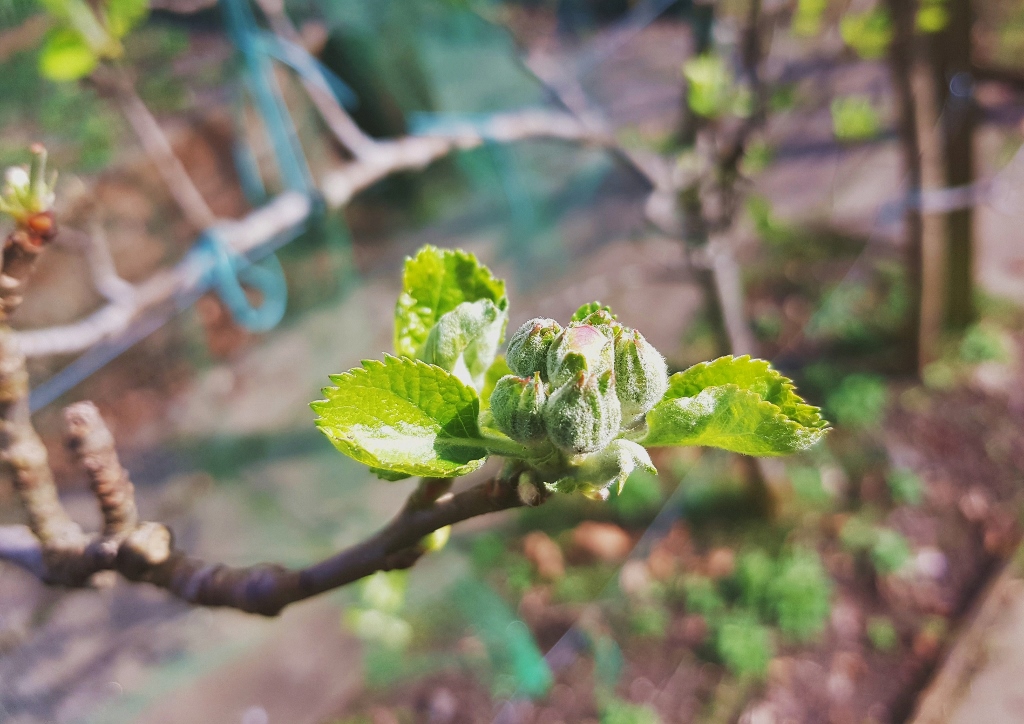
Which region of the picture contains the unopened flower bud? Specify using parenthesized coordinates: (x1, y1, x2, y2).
(614, 327, 668, 425)
(577, 308, 619, 333)
(490, 373, 547, 441)
(4, 166, 29, 193)
(543, 370, 621, 454)
(1, 146, 56, 228)
(546, 323, 614, 388)
(555, 439, 656, 497)
(506, 318, 561, 379)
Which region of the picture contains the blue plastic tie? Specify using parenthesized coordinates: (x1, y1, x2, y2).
(258, 31, 358, 110)
(194, 231, 288, 333)
(222, 0, 314, 195)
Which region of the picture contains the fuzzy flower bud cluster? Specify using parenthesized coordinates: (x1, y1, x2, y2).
(492, 311, 669, 486)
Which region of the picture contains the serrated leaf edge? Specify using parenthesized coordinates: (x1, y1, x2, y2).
(664, 355, 828, 432)
(643, 383, 829, 455)
(311, 354, 488, 477)
(393, 245, 508, 358)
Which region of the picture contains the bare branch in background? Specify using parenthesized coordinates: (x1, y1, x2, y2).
(708, 244, 758, 357)
(253, 0, 380, 160)
(15, 110, 611, 359)
(84, 222, 136, 305)
(93, 71, 219, 230)
(14, 191, 312, 357)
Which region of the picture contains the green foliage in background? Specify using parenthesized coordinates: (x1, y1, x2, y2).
(455, 578, 553, 698)
(871, 528, 912, 575)
(601, 699, 663, 724)
(682, 53, 750, 119)
(344, 571, 413, 651)
(788, 465, 833, 509)
(959, 323, 1009, 364)
(683, 546, 833, 678)
(766, 550, 832, 641)
(825, 374, 888, 430)
(736, 548, 832, 642)
(608, 469, 664, 521)
(831, 96, 881, 142)
(792, 0, 828, 37)
(714, 612, 774, 678)
(866, 615, 899, 651)
(840, 517, 912, 575)
(840, 7, 893, 59)
(916, 0, 949, 33)
(887, 467, 924, 506)
(38, 0, 149, 81)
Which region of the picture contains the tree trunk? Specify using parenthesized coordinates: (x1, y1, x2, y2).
(912, 61, 945, 371)
(885, 0, 924, 375)
(933, 0, 977, 329)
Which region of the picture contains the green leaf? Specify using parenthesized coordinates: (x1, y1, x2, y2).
(683, 53, 734, 118)
(662, 356, 825, 428)
(766, 549, 832, 642)
(312, 356, 488, 478)
(39, 28, 98, 81)
(422, 298, 507, 391)
(831, 96, 880, 142)
(792, 0, 827, 37)
(871, 528, 911, 575)
(640, 355, 828, 456)
(38, 0, 72, 20)
(394, 246, 507, 359)
(714, 612, 773, 679)
(369, 467, 412, 482)
(916, 5, 949, 33)
(839, 8, 893, 60)
(570, 301, 616, 322)
(481, 355, 512, 409)
(106, 0, 149, 38)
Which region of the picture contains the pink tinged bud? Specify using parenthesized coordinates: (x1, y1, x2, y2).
(577, 308, 619, 333)
(490, 373, 548, 442)
(543, 370, 622, 454)
(614, 328, 668, 425)
(546, 323, 615, 388)
(506, 318, 561, 379)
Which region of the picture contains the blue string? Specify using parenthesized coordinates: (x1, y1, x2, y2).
(193, 231, 289, 333)
(232, 133, 269, 206)
(222, 0, 314, 195)
(28, 217, 307, 413)
(257, 31, 358, 110)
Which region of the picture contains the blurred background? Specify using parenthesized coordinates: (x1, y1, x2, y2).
(0, 0, 1023, 722)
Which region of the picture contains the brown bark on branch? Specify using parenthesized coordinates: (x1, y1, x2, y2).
(0, 467, 524, 615)
(0, 329, 89, 577)
(64, 401, 139, 537)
